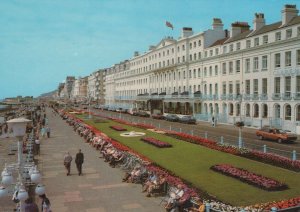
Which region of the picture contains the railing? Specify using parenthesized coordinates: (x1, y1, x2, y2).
(243, 94, 251, 100)
(227, 94, 233, 100)
(260, 93, 268, 100)
(135, 94, 204, 100)
(221, 94, 227, 100)
(272, 93, 281, 100)
(234, 94, 242, 101)
(282, 93, 292, 100)
(293, 92, 300, 100)
(252, 93, 259, 100)
(115, 96, 136, 100)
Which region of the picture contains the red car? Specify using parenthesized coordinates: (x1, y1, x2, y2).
(152, 114, 165, 119)
(256, 126, 298, 143)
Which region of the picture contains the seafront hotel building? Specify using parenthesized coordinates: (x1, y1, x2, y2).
(59, 4, 300, 133)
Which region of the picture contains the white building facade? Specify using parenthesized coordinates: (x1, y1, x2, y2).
(88, 72, 97, 100)
(105, 5, 300, 132)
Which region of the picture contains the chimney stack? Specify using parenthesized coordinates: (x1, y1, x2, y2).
(134, 51, 139, 57)
(281, 4, 298, 25)
(149, 45, 155, 51)
(230, 22, 250, 37)
(212, 18, 223, 30)
(181, 27, 193, 38)
(253, 13, 265, 31)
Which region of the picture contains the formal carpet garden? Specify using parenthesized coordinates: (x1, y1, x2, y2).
(75, 113, 300, 207)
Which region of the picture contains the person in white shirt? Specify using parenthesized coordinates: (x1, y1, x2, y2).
(35, 137, 40, 155)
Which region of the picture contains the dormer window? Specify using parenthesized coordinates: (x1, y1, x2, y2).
(246, 40, 251, 48)
(254, 37, 259, 46)
(229, 44, 233, 52)
(215, 48, 219, 55)
(263, 35, 268, 44)
(286, 29, 292, 39)
(236, 42, 241, 50)
(275, 32, 281, 41)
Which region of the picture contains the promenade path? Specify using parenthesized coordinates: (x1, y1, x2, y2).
(0, 110, 165, 212)
(36, 108, 164, 212)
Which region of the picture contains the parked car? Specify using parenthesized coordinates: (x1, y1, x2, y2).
(179, 115, 196, 124)
(256, 126, 298, 143)
(128, 108, 138, 115)
(165, 114, 179, 122)
(108, 107, 116, 112)
(137, 111, 150, 117)
(120, 108, 128, 113)
(152, 113, 165, 119)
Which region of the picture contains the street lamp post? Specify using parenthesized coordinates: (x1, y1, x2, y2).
(6, 117, 31, 211)
(1, 117, 45, 211)
(88, 97, 92, 119)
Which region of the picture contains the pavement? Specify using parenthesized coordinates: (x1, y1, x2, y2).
(0, 109, 164, 212)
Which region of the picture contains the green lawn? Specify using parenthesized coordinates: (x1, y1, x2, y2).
(78, 115, 300, 206)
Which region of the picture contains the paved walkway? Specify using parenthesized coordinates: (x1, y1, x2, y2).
(38, 109, 164, 212)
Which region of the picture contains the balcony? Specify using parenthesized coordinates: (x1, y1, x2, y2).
(234, 94, 242, 101)
(116, 96, 137, 100)
(260, 93, 268, 100)
(293, 93, 300, 100)
(227, 94, 233, 100)
(243, 94, 251, 101)
(272, 93, 281, 100)
(282, 93, 292, 100)
(252, 93, 259, 100)
(201, 94, 207, 100)
(213, 94, 219, 100)
(221, 94, 227, 100)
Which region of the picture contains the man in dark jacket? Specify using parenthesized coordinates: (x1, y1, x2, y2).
(75, 149, 84, 175)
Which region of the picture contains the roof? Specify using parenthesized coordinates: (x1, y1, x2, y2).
(285, 15, 300, 27)
(209, 37, 228, 47)
(223, 15, 300, 44)
(224, 30, 253, 44)
(249, 21, 281, 37)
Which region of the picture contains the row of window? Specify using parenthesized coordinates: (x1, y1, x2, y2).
(129, 27, 300, 70)
(121, 49, 300, 80)
(117, 51, 300, 86)
(116, 76, 300, 99)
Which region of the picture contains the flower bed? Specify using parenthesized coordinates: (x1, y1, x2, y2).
(141, 137, 172, 148)
(264, 197, 300, 210)
(211, 164, 288, 191)
(166, 132, 300, 172)
(241, 150, 300, 172)
(109, 125, 127, 131)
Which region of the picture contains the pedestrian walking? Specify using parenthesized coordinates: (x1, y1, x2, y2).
(63, 152, 73, 176)
(35, 137, 40, 155)
(75, 149, 84, 176)
(46, 125, 51, 138)
(41, 126, 46, 138)
(39, 194, 51, 212)
(212, 116, 215, 127)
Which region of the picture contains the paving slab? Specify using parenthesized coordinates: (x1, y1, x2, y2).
(38, 109, 164, 212)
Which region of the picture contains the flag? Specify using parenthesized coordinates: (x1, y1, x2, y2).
(166, 21, 174, 30)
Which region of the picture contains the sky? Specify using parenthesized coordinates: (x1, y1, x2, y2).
(0, 0, 299, 99)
